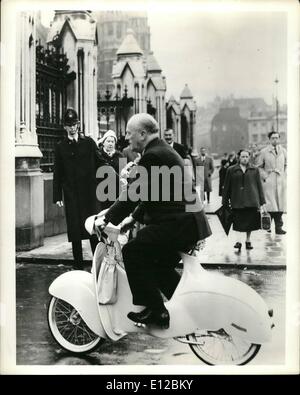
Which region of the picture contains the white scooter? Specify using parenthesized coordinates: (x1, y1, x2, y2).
(48, 211, 274, 365)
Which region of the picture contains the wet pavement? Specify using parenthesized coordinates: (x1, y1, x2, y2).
(16, 263, 285, 366)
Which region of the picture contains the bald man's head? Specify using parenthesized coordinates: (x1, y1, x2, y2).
(126, 113, 159, 152)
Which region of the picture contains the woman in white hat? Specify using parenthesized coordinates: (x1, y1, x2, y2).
(97, 130, 124, 209)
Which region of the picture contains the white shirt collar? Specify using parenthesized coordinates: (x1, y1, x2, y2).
(68, 134, 78, 142)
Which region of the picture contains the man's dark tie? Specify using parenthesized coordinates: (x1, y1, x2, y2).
(274, 147, 277, 155)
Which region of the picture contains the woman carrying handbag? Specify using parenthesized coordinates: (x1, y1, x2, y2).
(222, 149, 267, 252)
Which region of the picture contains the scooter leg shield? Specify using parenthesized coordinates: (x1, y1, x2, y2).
(49, 270, 107, 339)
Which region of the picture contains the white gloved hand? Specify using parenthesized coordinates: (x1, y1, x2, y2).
(94, 216, 107, 239)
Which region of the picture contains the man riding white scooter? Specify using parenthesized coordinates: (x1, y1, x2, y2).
(96, 113, 211, 329)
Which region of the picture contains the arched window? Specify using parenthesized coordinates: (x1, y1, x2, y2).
(134, 83, 139, 113)
(141, 85, 144, 111)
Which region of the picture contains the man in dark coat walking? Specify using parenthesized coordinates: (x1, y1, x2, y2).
(97, 114, 212, 329)
(53, 108, 104, 269)
(195, 147, 214, 203)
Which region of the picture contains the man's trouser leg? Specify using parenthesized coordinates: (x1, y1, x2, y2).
(122, 215, 198, 312)
(154, 250, 181, 300)
(122, 240, 167, 312)
(206, 191, 211, 203)
(273, 212, 284, 232)
(89, 235, 99, 254)
(72, 240, 83, 268)
(269, 212, 284, 231)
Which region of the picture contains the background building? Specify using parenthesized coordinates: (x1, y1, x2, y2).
(248, 110, 287, 148)
(210, 107, 248, 155)
(166, 85, 197, 155)
(47, 10, 98, 139)
(98, 28, 167, 139)
(94, 11, 151, 93)
(195, 95, 274, 155)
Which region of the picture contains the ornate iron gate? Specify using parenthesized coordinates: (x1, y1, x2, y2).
(97, 86, 134, 139)
(36, 41, 75, 172)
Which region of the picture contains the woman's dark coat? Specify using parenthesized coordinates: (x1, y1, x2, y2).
(96, 147, 124, 210)
(222, 164, 266, 208)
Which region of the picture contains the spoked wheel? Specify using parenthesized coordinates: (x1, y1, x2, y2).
(48, 297, 104, 354)
(186, 329, 261, 365)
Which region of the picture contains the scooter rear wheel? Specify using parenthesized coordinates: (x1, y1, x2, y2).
(186, 329, 261, 365)
(48, 297, 104, 354)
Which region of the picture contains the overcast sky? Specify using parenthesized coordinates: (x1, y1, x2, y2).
(41, 10, 287, 108)
(148, 11, 287, 107)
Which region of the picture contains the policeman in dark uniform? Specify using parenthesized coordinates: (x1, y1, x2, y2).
(53, 108, 103, 269)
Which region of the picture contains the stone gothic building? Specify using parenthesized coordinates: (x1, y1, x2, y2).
(94, 11, 151, 93)
(166, 84, 197, 155)
(110, 29, 166, 136)
(47, 10, 98, 139)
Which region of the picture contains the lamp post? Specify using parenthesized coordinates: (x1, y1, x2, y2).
(274, 77, 279, 132)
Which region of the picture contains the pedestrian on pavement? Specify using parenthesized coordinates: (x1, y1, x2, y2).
(219, 157, 228, 196)
(97, 113, 212, 329)
(222, 149, 267, 251)
(257, 131, 287, 234)
(226, 151, 238, 168)
(164, 128, 187, 159)
(195, 147, 214, 204)
(97, 130, 124, 210)
(53, 108, 104, 269)
(249, 143, 261, 167)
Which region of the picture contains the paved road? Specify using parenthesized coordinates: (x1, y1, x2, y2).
(16, 263, 285, 366)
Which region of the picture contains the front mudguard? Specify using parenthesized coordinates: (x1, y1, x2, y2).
(49, 270, 107, 339)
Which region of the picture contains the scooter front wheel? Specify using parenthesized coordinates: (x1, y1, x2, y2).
(48, 297, 104, 354)
(186, 329, 261, 365)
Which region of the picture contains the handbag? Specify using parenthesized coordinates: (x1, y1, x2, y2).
(215, 205, 233, 235)
(261, 212, 271, 231)
(98, 251, 118, 305)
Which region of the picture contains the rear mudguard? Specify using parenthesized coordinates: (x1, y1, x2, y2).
(49, 270, 107, 339)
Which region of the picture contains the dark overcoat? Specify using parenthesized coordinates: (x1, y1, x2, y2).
(194, 155, 214, 192)
(53, 135, 104, 242)
(105, 138, 212, 243)
(219, 159, 228, 196)
(172, 142, 187, 159)
(222, 164, 266, 209)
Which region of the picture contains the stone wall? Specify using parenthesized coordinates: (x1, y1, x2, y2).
(16, 172, 67, 251)
(43, 173, 67, 237)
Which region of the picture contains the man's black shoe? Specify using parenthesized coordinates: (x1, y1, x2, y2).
(127, 308, 170, 329)
(127, 308, 152, 323)
(276, 229, 286, 235)
(73, 262, 84, 270)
